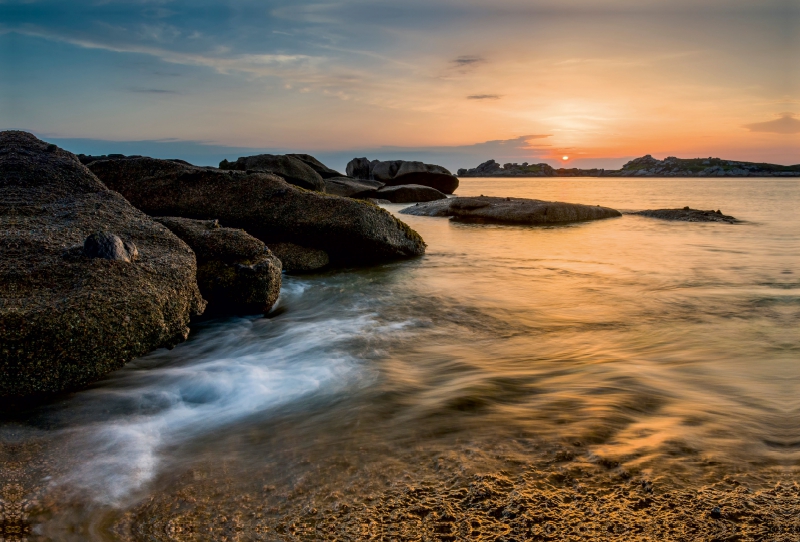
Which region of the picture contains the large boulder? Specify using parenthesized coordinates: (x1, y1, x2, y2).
(88, 158, 426, 266)
(400, 196, 621, 224)
(269, 243, 330, 273)
(345, 158, 459, 194)
(324, 177, 384, 198)
(218, 154, 325, 192)
(287, 154, 344, 179)
(153, 217, 282, 315)
(346, 157, 374, 180)
(0, 132, 206, 398)
(375, 185, 447, 203)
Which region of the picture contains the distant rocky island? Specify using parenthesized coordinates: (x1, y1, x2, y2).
(458, 155, 800, 177)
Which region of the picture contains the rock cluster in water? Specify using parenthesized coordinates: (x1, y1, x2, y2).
(88, 156, 426, 267)
(0, 131, 206, 397)
(458, 156, 800, 177)
(347, 158, 459, 194)
(0, 132, 433, 397)
(400, 196, 621, 224)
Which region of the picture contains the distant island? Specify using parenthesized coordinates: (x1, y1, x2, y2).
(458, 155, 800, 177)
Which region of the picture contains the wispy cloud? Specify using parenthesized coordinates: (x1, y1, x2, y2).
(129, 87, 179, 94)
(467, 94, 501, 100)
(745, 113, 800, 134)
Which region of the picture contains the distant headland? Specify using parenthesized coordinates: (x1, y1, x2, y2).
(458, 155, 800, 177)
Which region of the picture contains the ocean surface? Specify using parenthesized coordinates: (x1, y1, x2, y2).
(2, 178, 799, 539)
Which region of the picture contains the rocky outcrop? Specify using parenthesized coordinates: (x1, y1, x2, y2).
(630, 207, 739, 223)
(458, 156, 800, 177)
(346, 158, 459, 194)
(458, 160, 557, 177)
(88, 158, 426, 267)
(218, 154, 325, 191)
(400, 196, 621, 224)
(0, 131, 205, 398)
(287, 154, 344, 179)
(269, 243, 330, 273)
(324, 177, 384, 198)
(375, 185, 447, 203)
(153, 217, 282, 315)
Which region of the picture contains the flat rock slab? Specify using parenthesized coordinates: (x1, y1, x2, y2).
(400, 196, 621, 224)
(0, 131, 205, 398)
(630, 208, 739, 223)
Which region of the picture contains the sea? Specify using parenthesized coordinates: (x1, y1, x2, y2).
(1, 178, 798, 540)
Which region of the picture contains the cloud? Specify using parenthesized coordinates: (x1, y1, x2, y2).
(744, 113, 800, 134)
(467, 94, 501, 100)
(453, 55, 484, 66)
(129, 87, 179, 94)
(451, 55, 486, 73)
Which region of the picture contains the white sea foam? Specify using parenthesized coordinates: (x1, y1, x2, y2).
(53, 278, 377, 505)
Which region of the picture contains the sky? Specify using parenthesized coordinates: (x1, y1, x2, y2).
(1, 0, 798, 171)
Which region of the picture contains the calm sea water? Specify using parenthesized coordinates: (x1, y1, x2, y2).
(3, 178, 799, 537)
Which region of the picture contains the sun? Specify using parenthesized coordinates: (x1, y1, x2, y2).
(562, 155, 569, 161)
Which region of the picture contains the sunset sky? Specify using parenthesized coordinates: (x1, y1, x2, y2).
(2, 0, 798, 171)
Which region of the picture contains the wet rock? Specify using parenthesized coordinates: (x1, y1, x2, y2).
(218, 154, 325, 191)
(400, 196, 621, 224)
(346, 158, 459, 194)
(324, 177, 384, 198)
(82, 232, 138, 262)
(88, 158, 425, 266)
(375, 184, 447, 203)
(287, 154, 344, 179)
(630, 208, 739, 223)
(0, 131, 205, 398)
(153, 217, 281, 315)
(269, 243, 329, 273)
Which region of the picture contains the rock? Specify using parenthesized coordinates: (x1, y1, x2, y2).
(83, 232, 139, 262)
(153, 217, 282, 315)
(269, 243, 329, 273)
(398, 199, 455, 217)
(346, 158, 460, 194)
(365, 198, 392, 205)
(218, 154, 325, 191)
(630, 208, 739, 223)
(324, 177, 385, 198)
(287, 154, 344, 179)
(346, 157, 373, 180)
(375, 184, 447, 203)
(400, 196, 621, 224)
(88, 158, 426, 266)
(0, 131, 205, 398)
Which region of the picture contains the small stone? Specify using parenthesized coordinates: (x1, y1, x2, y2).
(710, 506, 722, 519)
(683, 206, 690, 210)
(83, 232, 137, 262)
